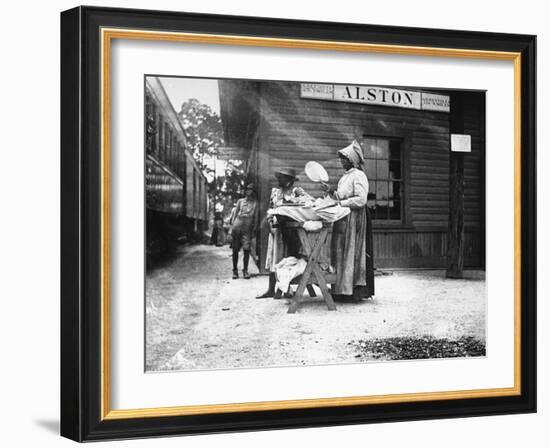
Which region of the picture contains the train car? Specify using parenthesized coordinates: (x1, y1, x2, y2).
(145, 76, 209, 261)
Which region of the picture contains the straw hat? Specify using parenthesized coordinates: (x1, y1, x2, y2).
(274, 167, 299, 180)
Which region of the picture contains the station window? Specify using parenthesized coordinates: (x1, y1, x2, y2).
(362, 136, 404, 223)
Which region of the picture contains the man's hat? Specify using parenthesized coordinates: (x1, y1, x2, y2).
(245, 183, 255, 192)
(275, 167, 299, 180)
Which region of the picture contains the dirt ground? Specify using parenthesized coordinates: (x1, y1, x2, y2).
(146, 244, 486, 371)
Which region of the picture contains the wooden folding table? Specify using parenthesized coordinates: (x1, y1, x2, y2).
(276, 221, 337, 313)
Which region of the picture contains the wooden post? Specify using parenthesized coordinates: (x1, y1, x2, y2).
(446, 94, 465, 278)
(257, 89, 271, 273)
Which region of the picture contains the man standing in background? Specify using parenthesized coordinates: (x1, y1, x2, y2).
(230, 184, 258, 279)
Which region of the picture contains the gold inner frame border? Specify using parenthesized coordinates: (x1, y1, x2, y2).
(100, 27, 522, 421)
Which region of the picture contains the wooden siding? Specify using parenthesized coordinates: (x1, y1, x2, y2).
(255, 81, 484, 268)
(308, 229, 482, 269)
(374, 230, 483, 268)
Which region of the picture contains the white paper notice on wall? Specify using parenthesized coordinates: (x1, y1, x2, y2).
(451, 134, 472, 152)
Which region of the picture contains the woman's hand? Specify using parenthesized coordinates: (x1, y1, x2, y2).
(321, 182, 335, 195)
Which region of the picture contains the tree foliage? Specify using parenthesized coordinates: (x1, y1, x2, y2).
(178, 98, 247, 214)
(177, 98, 223, 176)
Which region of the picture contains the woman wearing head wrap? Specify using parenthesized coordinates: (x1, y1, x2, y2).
(257, 168, 312, 298)
(327, 140, 375, 301)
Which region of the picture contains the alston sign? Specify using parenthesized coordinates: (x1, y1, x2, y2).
(300, 83, 450, 112)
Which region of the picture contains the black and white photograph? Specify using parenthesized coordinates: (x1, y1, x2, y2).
(1, 0, 544, 443)
(144, 75, 487, 372)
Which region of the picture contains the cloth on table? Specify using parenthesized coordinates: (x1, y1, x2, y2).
(267, 198, 350, 224)
(314, 204, 350, 223)
(303, 220, 322, 232)
(274, 256, 307, 294)
(267, 205, 317, 222)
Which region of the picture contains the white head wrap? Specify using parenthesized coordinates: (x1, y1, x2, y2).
(337, 140, 364, 167)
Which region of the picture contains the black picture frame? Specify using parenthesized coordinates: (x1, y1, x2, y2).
(61, 5, 536, 442)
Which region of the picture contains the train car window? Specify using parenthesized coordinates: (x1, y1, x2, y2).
(164, 122, 170, 161)
(151, 102, 158, 155)
(158, 115, 164, 155)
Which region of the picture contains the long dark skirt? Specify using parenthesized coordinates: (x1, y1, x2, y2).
(331, 206, 374, 298)
(211, 220, 225, 246)
(365, 206, 375, 297)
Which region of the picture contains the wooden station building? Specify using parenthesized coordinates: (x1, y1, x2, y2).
(219, 80, 485, 270)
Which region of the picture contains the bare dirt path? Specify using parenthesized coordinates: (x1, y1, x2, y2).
(146, 244, 486, 371)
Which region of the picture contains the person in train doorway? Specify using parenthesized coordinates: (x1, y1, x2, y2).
(323, 140, 375, 302)
(230, 184, 258, 279)
(210, 211, 225, 247)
